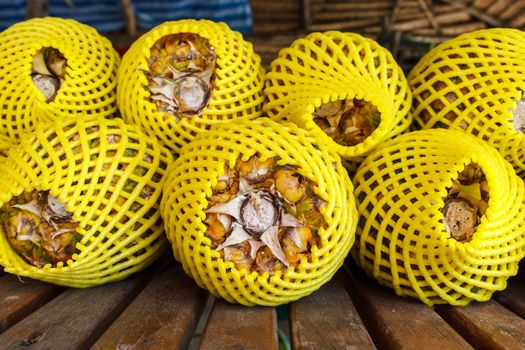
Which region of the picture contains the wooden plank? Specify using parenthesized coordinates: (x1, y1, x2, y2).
(436, 301, 525, 350)
(494, 278, 525, 319)
(342, 266, 474, 350)
(0, 271, 150, 349)
(91, 264, 206, 350)
(26, 0, 48, 18)
(199, 300, 278, 349)
(0, 275, 62, 333)
(290, 276, 376, 349)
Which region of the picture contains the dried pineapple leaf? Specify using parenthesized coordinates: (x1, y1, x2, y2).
(216, 213, 232, 232)
(12, 200, 42, 217)
(248, 240, 265, 260)
(205, 194, 245, 220)
(47, 194, 71, 219)
(216, 223, 251, 251)
(281, 212, 302, 228)
(239, 177, 253, 194)
(149, 83, 176, 100)
(32, 51, 52, 76)
(260, 225, 289, 267)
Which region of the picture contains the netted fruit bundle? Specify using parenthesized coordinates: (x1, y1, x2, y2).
(117, 19, 265, 154)
(0, 17, 120, 143)
(264, 31, 412, 159)
(161, 118, 357, 306)
(0, 116, 172, 287)
(353, 129, 525, 306)
(409, 28, 525, 175)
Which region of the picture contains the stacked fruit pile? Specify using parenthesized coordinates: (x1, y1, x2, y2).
(0, 17, 523, 307)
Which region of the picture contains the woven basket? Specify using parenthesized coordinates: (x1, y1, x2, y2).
(161, 117, 357, 306)
(409, 28, 525, 175)
(0, 116, 172, 287)
(353, 129, 525, 306)
(0, 17, 120, 143)
(264, 31, 412, 159)
(117, 19, 265, 154)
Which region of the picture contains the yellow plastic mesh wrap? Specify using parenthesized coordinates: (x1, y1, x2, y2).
(161, 118, 357, 306)
(409, 28, 525, 175)
(264, 31, 412, 159)
(117, 19, 265, 154)
(353, 129, 525, 306)
(0, 17, 120, 143)
(0, 135, 12, 157)
(0, 115, 172, 287)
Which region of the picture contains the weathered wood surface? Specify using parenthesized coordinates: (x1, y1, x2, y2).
(0, 275, 62, 333)
(342, 266, 475, 350)
(0, 259, 523, 349)
(199, 299, 278, 349)
(290, 277, 376, 349)
(0, 272, 149, 349)
(494, 278, 525, 319)
(91, 265, 206, 350)
(437, 300, 525, 350)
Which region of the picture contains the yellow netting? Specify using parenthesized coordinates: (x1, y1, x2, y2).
(353, 129, 525, 306)
(161, 117, 357, 306)
(264, 31, 412, 159)
(0, 17, 120, 143)
(409, 28, 525, 175)
(0, 115, 172, 287)
(117, 19, 265, 154)
(0, 135, 12, 157)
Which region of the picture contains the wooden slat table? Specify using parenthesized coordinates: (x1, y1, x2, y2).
(0, 260, 523, 350)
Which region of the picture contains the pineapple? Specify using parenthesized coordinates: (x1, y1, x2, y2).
(31, 47, 67, 103)
(0, 191, 80, 267)
(313, 98, 381, 146)
(144, 33, 217, 122)
(204, 154, 325, 274)
(441, 163, 489, 242)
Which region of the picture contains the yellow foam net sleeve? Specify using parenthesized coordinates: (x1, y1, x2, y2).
(408, 28, 525, 175)
(161, 117, 357, 306)
(0, 135, 12, 157)
(263, 31, 412, 159)
(0, 115, 173, 287)
(117, 19, 265, 154)
(0, 17, 120, 143)
(352, 129, 525, 306)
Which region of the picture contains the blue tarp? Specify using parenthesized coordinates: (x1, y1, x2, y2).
(0, 0, 252, 34)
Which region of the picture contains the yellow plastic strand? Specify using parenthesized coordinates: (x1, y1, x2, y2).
(353, 129, 525, 306)
(0, 135, 12, 157)
(409, 28, 525, 175)
(117, 19, 265, 154)
(0, 116, 173, 287)
(0, 17, 120, 143)
(161, 117, 357, 306)
(264, 31, 412, 159)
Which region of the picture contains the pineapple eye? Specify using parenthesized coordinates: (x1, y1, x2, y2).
(31, 47, 67, 103)
(313, 97, 381, 146)
(441, 163, 489, 242)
